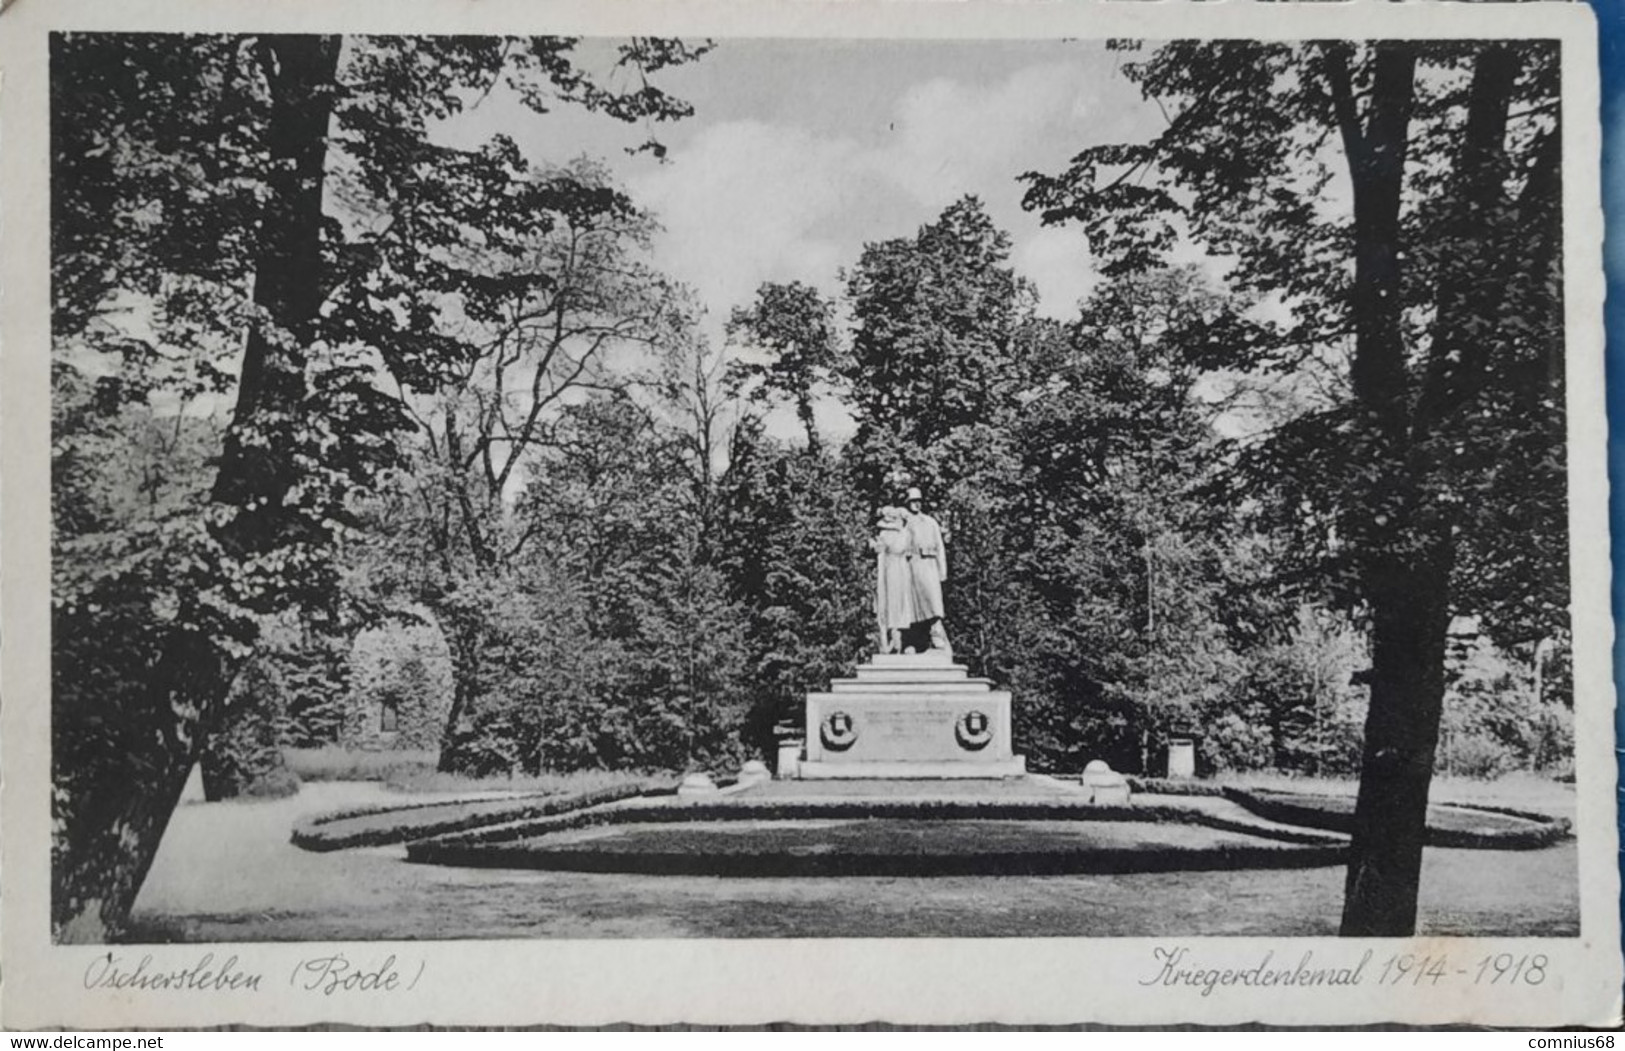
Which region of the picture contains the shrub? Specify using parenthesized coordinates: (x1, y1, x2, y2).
(293, 781, 651, 851)
(1201, 708, 1273, 773)
(1125, 776, 1228, 798)
(201, 658, 295, 800)
(381, 766, 658, 796)
(1444, 734, 1514, 780)
(241, 766, 302, 800)
(283, 745, 438, 783)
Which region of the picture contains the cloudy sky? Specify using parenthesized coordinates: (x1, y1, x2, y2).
(457, 38, 1162, 339)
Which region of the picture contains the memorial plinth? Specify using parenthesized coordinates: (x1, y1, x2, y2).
(799, 652, 1026, 779)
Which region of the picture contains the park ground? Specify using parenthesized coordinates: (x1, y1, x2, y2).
(122, 769, 1579, 942)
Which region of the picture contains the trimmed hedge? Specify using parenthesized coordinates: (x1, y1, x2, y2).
(291, 783, 651, 852)
(404, 794, 1348, 871)
(1124, 777, 1228, 798)
(414, 798, 1200, 847)
(1438, 800, 1575, 825)
(300, 778, 1564, 876)
(1221, 787, 1571, 850)
(412, 829, 1349, 877)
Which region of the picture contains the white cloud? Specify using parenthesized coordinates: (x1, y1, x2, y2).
(868, 63, 1096, 211)
(1014, 224, 1100, 319)
(631, 59, 1130, 351)
(635, 47, 1160, 456)
(629, 120, 861, 349)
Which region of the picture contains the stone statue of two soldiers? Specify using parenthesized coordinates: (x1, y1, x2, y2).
(872, 486, 949, 654)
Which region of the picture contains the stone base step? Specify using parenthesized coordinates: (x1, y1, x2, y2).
(827, 680, 995, 695)
(853, 667, 973, 683)
(797, 757, 1028, 780)
(809, 690, 1010, 708)
(867, 652, 957, 668)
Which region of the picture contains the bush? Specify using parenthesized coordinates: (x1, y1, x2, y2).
(1443, 735, 1513, 780)
(1440, 634, 1574, 776)
(201, 658, 295, 800)
(1202, 708, 1273, 773)
(1529, 705, 1574, 773)
(435, 424, 757, 778)
(381, 766, 658, 796)
(284, 745, 438, 783)
(240, 766, 302, 800)
(1125, 776, 1228, 798)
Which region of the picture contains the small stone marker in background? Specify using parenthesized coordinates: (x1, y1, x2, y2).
(1166, 737, 1197, 779)
(776, 740, 802, 780)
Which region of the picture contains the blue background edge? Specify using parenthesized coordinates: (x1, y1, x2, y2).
(1590, 0, 1624, 989)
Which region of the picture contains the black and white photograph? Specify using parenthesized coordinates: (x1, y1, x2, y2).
(3, 0, 1618, 1029)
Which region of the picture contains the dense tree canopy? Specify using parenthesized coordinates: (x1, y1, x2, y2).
(51, 34, 1571, 944)
(842, 196, 1039, 501)
(50, 31, 709, 939)
(1023, 38, 1564, 935)
(726, 281, 841, 454)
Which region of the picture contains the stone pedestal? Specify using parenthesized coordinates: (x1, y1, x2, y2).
(800, 652, 1026, 779)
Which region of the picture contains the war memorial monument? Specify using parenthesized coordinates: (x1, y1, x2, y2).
(791, 486, 1027, 781)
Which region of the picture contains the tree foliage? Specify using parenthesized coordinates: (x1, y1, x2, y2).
(716, 423, 873, 755)
(726, 281, 841, 453)
(842, 196, 1039, 500)
(50, 31, 708, 939)
(1023, 38, 1564, 935)
(52, 34, 1570, 947)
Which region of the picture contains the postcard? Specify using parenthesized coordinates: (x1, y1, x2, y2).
(2, 0, 1617, 1029)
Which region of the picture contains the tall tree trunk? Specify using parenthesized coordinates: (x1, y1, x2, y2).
(1416, 44, 1524, 429)
(1341, 548, 1454, 935)
(211, 36, 342, 556)
(200, 35, 343, 800)
(53, 631, 227, 942)
(1338, 43, 1523, 936)
(1324, 39, 1424, 936)
(1325, 42, 1417, 441)
(53, 35, 341, 941)
(437, 614, 483, 772)
(797, 389, 821, 456)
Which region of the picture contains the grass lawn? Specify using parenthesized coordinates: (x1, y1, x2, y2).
(126, 779, 1578, 941)
(282, 746, 652, 796)
(453, 817, 1345, 876)
(537, 818, 1279, 854)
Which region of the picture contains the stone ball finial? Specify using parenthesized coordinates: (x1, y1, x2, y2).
(677, 772, 719, 797)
